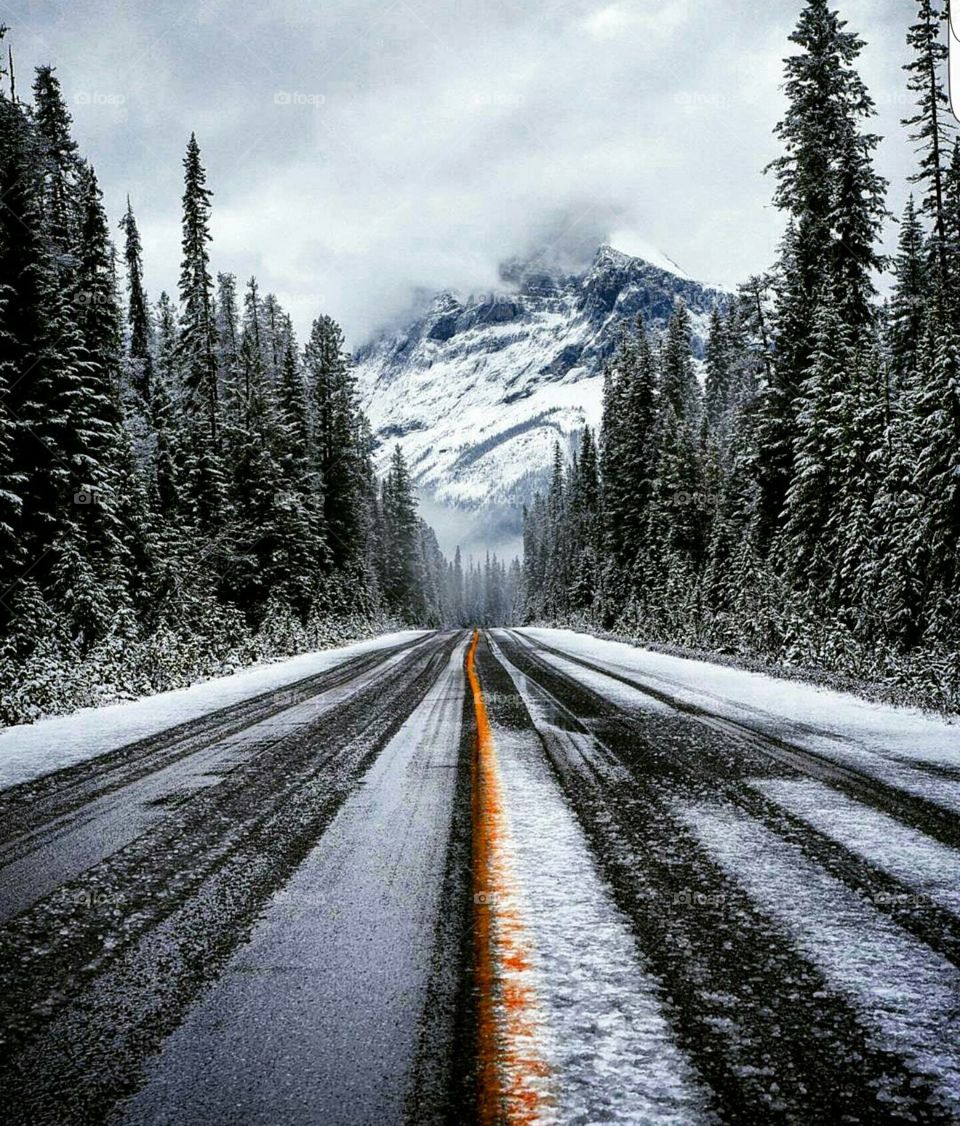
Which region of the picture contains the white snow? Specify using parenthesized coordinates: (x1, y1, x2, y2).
(354, 243, 721, 519)
(0, 631, 429, 791)
(487, 636, 708, 1123)
(518, 629, 960, 810)
(676, 799, 960, 1116)
(602, 236, 693, 280)
(360, 313, 606, 508)
(750, 778, 960, 916)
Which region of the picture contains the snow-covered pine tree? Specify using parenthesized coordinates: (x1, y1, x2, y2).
(760, 0, 887, 530)
(304, 314, 364, 575)
(911, 324, 960, 644)
(274, 335, 326, 617)
(704, 307, 732, 441)
(381, 445, 426, 624)
(119, 198, 153, 410)
(902, 0, 953, 296)
(31, 65, 82, 271)
(177, 134, 227, 532)
(889, 196, 930, 385)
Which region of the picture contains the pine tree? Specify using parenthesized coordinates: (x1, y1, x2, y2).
(118, 198, 152, 408)
(902, 0, 953, 294)
(660, 302, 700, 419)
(381, 445, 426, 623)
(767, 0, 887, 329)
(0, 78, 32, 598)
(304, 314, 363, 573)
(151, 292, 183, 520)
(760, 0, 888, 534)
(601, 319, 658, 572)
(0, 74, 87, 597)
(911, 325, 960, 642)
(945, 140, 960, 320)
(66, 163, 135, 630)
(889, 196, 929, 383)
(275, 336, 325, 614)
(177, 134, 226, 530)
(704, 307, 732, 437)
(31, 65, 81, 265)
(780, 298, 850, 598)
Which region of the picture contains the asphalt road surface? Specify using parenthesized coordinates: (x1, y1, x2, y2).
(2, 629, 959, 1124)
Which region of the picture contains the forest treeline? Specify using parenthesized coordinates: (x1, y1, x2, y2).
(0, 39, 456, 724)
(521, 0, 960, 708)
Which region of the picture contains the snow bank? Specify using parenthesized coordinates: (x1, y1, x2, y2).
(0, 631, 428, 791)
(519, 629, 960, 770)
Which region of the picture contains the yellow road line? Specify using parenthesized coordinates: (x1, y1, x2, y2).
(467, 630, 552, 1125)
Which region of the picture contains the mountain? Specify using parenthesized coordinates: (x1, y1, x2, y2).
(354, 244, 724, 554)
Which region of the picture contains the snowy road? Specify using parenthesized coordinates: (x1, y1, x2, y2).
(1, 628, 959, 1124)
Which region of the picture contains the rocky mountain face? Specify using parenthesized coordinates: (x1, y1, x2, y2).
(354, 244, 723, 554)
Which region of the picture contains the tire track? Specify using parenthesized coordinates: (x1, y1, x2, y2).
(509, 631, 960, 852)
(489, 631, 948, 1123)
(502, 632, 960, 965)
(0, 632, 432, 848)
(0, 633, 458, 1126)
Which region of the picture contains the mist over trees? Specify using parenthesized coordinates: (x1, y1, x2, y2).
(520, 0, 960, 708)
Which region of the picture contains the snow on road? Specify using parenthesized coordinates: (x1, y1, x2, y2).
(0, 630, 428, 790)
(115, 636, 468, 1126)
(483, 635, 708, 1123)
(676, 799, 960, 1117)
(751, 778, 960, 916)
(519, 629, 960, 809)
(0, 638, 438, 923)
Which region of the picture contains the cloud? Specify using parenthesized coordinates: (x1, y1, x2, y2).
(10, 0, 922, 346)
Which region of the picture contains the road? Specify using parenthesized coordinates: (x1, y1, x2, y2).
(1, 628, 959, 1124)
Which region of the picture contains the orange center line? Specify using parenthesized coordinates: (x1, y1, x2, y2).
(467, 630, 552, 1125)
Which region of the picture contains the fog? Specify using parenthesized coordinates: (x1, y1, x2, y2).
(10, 0, 922, 347)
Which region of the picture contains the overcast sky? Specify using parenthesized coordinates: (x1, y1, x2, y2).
(4, 0, 940, 345)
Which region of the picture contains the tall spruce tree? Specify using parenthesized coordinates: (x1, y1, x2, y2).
(903, 0, 953, 294)
(759, 0, 888, 533)
(177, 134, 226, 530)
(890, 196, 930, 384)
(304, 314, 363, 572)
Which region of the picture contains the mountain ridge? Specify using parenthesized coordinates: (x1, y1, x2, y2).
(355, 243, 725, 553)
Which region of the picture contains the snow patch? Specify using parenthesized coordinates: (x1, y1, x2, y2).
(520, 630, 960, 810)
(676, 799, 960, 1116)
(0, 631, 429, 791)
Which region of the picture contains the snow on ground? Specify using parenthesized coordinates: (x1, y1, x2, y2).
(0, 631, 429, 792)
(486, 636, 708, 1123)
(675, 800, 960, 1117)
(519, 629, 960, 807)
(751, 779, 960, 916)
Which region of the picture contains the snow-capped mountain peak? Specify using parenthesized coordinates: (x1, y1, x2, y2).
(355, 243, 723, 552)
